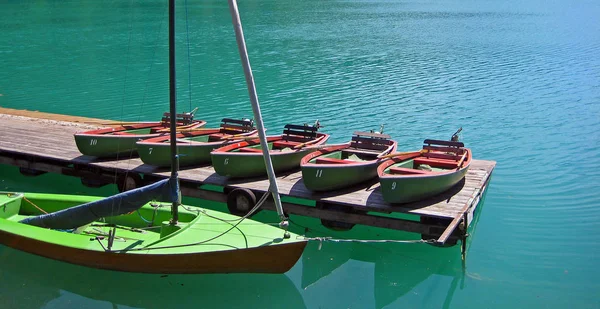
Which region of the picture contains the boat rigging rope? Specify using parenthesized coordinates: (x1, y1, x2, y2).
(104, 191, 279, 252)
(184, 0, 193, 112)
(22, 196, 47, 214)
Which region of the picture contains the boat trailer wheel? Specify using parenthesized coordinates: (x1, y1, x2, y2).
(117, 173, 142, 193)
(227, 188, 258, 217)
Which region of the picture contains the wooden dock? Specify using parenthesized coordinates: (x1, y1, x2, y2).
(0, 110, 495, 246)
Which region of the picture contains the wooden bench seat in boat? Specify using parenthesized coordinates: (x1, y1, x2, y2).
(219, 118, 255, 135)
(414, 157, 459, 169)
(238, 147, 263, 153)
(389, 167, 432, 175)
(282, 124, 318, 143)
(273, 141, 300, 149)
(343, 148, 382, 156)
(209, 133, 225, 140)
(315, 157, 355, 164)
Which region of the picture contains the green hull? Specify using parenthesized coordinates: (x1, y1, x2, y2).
(0, 192, 306, 273)
(301, 153, 379, 191)
(74, 133, 156, 157)
(137, 142, 217, 167)
(211, 149, 313, 178)
(379, 162, 469, 204)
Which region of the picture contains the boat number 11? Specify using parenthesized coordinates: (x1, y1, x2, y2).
(315, 169, 323, 178)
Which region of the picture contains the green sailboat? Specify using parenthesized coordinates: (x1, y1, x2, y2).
(136, 118, 257, 167)
(0, 0, 306, 274)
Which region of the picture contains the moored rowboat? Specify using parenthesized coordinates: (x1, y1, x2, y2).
(211, 123, 329, 178)
(136, 118, 257, 167)
(301, 131, 397, 191)
(378, 139, 471, 204)
(74, 110, 206, 158)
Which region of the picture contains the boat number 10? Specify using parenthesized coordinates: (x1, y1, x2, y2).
(315, 169, 323, 178)
(89, 139, 98, 146)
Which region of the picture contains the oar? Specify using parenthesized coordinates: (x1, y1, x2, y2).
(303, 142, 350, 150)
(293, 135, 325, 149)
(222, 129, 263, 140)
(156, 123, 208, 133)
(378, 149, 427, 160)
(455, 151, 468, 169)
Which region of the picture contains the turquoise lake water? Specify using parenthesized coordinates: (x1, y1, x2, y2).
(1, 0, 599, 308)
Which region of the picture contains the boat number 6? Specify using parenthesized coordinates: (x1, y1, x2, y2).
(391, 182, 397, 190)
(90, 139, 97, 146)
(224, 158, 229, 165)
(315, 169, 323, 178)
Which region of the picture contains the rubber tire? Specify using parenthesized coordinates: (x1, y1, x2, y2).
(117, 173, 143, 193)
(227, 188, 258, 217)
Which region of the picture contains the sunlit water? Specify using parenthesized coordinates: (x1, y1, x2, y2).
(1, 0, 599, 308)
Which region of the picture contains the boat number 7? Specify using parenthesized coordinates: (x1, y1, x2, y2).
(224, 158, 229, 165)
(90, 139, 97, 146)
(148, 148, 153, 154)
(315, 169, 323, 178)
(391, 182, 397, 190)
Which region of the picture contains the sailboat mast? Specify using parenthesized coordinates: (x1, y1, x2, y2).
(227, 0, 287, 223)
(169, 0, 179, 223)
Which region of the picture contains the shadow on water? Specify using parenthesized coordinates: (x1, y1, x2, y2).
(0, 246, 306, 309)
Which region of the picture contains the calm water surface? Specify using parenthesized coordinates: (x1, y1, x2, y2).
(1, 0, 599, 308)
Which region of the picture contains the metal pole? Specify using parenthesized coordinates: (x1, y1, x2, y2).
(227, 0, 287, 223)
(169, 0, 180, 224)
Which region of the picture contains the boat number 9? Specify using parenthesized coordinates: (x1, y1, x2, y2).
(315, 169, 323, 178)
(391, 182, 397, 190)
(224, 158, 229, 165)
(90, 139, 98, 146)
(148, 148, 153, 154)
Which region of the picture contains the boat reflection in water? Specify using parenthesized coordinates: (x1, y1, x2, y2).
(0, 245, 306, 309)
(293, 189, 488, 309)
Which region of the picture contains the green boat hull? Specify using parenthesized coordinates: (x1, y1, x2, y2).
(301, 152, 379, 191)
(0, 192, 306, 273)
(379, 161, 469, 204)
(212, 149, 313, 178)
(137, 142, 216, 167)
(74, 133, 155, 157)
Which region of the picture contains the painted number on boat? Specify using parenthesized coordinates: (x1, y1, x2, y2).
(391, 182, 397, 190)
(148, 148, 153, 154)
(224, 158, 229, 165)
(90, 139, 98, 146)
(315, 169, 323, 178)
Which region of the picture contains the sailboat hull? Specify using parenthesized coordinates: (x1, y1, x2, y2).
(0, 192, 306, 274)
(0, 229, 306, 274)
